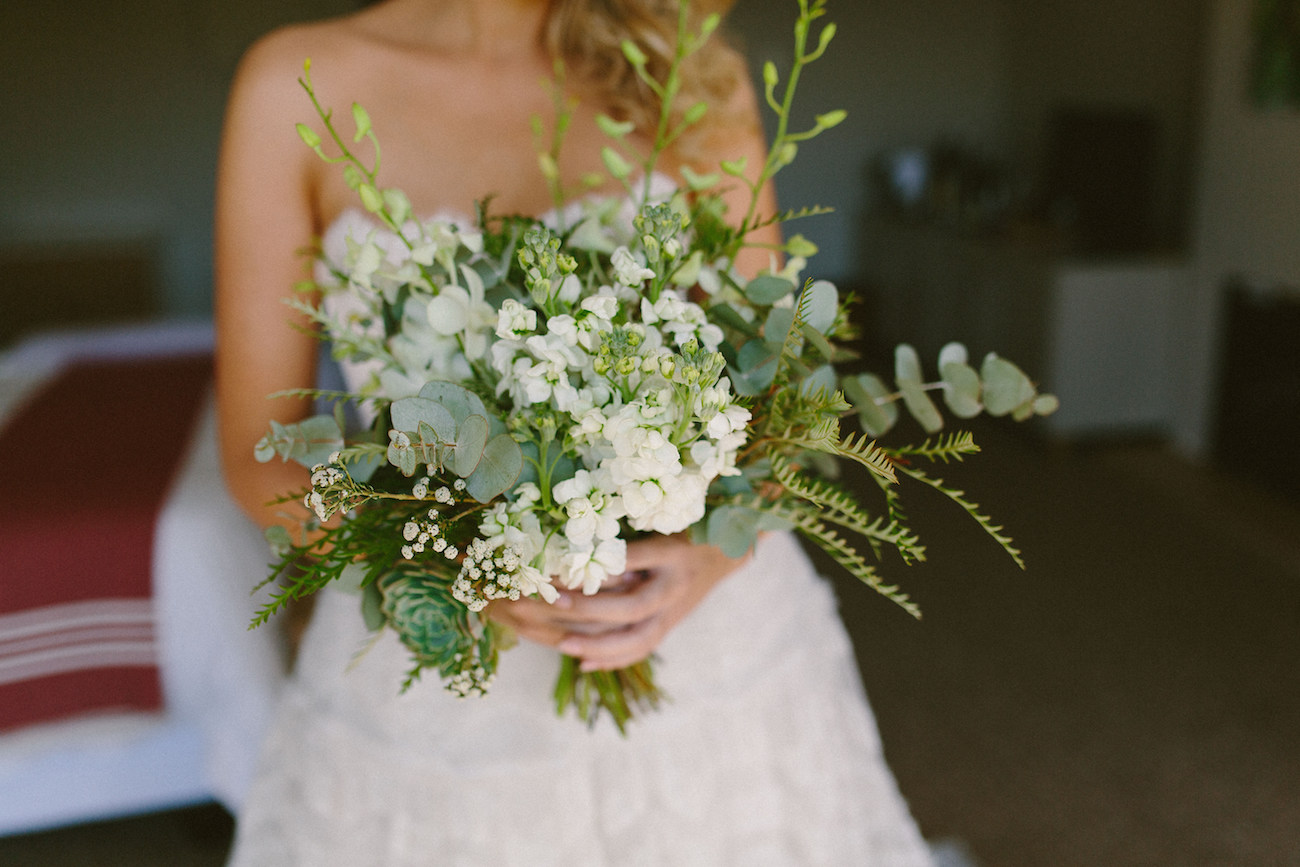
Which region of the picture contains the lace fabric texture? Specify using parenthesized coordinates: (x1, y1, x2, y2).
(228, 532, 933, 866)
(227, 207, 934, 865)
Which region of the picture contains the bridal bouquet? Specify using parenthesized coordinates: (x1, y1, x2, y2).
(253, 0, 1056, 732)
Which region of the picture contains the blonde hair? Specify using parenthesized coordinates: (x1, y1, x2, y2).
(543, 0, 744, 153)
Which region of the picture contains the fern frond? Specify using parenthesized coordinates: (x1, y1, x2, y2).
(888, 431, 981, 464)
(896, 464, 1025, 569)
(770, 282, 815, 390)
(769, 454, 925, 563)
(833, 432, 898, 483)
(747, 204, 836, 234)
(724, 494, 921, 618)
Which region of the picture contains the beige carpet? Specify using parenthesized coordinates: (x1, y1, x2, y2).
(839, 421, 1300, 866)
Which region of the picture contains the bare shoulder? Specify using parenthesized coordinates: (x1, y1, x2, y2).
(227, 15, 377, 121)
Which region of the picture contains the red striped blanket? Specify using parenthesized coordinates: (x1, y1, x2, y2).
(0, 354, 213, 731)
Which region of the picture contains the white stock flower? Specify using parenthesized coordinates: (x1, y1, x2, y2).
(552, 469, 624, 547)
(560, 538, 628, 595)
(612, 247, 655, 287)
(495, 298, 537, 340)
(426, 265, 495, 359)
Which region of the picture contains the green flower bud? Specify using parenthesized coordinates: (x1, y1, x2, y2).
(351, 103, 372, 142)
(296, 123, 322, 150)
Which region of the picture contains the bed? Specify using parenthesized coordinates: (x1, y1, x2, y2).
(0, 320, 287, 836)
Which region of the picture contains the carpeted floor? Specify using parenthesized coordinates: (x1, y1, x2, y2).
(2, 422, 1297, 865)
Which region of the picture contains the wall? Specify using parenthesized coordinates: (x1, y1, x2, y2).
(726, 0, 1013, 282)
(1177, 0, 1300, 456)
(0, 0, 355, 320)
(1001, 0, 1207, 251)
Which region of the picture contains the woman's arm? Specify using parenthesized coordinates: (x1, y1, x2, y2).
(214, 30, 326, 530)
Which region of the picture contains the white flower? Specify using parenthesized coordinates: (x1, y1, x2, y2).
(553, 469, 624, 547)
(495, 298, 537, 340)
(612, 247, 655, 287)
(624, 472, 708, 535)
(560, 538, 628, 595)
(706, 403, 751, 440)
(580, 291, 620, 322)
(426, 265, 495, 359)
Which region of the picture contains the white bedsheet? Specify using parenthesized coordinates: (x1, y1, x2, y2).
(0, 321, 287, 835)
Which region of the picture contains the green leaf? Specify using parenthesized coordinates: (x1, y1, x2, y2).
(351, 102, 372, 141)
(595, 114, 636, 139)
(601, 146, 633, 180)
(743, 274, 795, 306)
(1033, 393, 1061, 416)
(453, 414, 490, 478)
(731, 339, 779, 396)
(679, 166, 720, 191)
(980, 353, 1037, 416)
(938, 343, 982, 418)
(464, 433, 524, 503)
(843, 373, 899, 437)
(295, 123, 321, 149)
(764, 306, 795, 350)
(415, 381, 488, 427)
(256, 414, 344, 468)
(706, 504, 792, 558)
(895, 344, 943, 433)
(799, 321, 835, 360)
(785, 234, 819, 258)
(799, 280, 838, 333)
(391, 397, 457, 441)
(799, 364, 838, 397)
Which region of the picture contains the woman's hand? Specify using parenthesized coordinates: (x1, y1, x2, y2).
(489, 534, 750, 671)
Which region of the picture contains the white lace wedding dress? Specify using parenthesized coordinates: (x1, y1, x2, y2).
(225, 206, 935, 866)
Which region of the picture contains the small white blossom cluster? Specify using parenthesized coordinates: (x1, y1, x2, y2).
(446, 653, 493, 698)
(303, 454, 363, 522)
(452, 537, 547, 612)
(411, 474, 464, 503)
(400, 509, 458, 562)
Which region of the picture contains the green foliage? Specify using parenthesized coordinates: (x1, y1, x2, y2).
(254, 415, 343, 468)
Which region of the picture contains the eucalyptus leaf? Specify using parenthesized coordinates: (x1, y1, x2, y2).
(708, 303, 760, 339)
(391, 397, 457, 441)
(453, 414, 490, 477)
(938, 343, 983, 419)
(416, 380, 489, 426)
(980, 353, 1037, 417)
(895, 345, 943, 433)
(256, 414, 344, 468)
(764, 306, 795, 350)
(798, 280, 838, 334)
(360, 581, 386, 632)
(799, 364, 838, 397)
(799, 322, 835, 360)
(894, 343, 924, 385)
(743, 274, 795, 306)
(335, 561, 370, 596)
(843, 373, 899, 437)
(730, 339, 779, 396)
(464, 433, 524, 503)
(1032, 393, 1061, 416)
